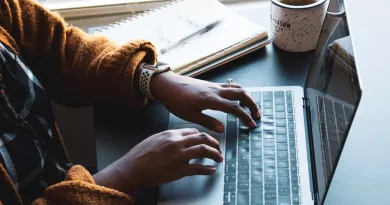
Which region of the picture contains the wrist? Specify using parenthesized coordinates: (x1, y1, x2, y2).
(136, 62, 171, 100)
(93, 160, 137, 195)
(149, 71, 175, 102)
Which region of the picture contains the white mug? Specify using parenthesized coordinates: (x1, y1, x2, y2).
(271, 0, 330, 52)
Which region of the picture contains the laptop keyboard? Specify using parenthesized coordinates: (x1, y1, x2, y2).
(224, 91, 300, 205)
(316, 95, 353, 184)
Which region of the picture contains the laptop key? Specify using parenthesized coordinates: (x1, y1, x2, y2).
(238, 163, 249, 172)
(224, 182, 236, 192)
(275, 119, 286, 127)
(263, 109, 274, 116)
(275, 112, 286, 119)
(275, 104, 285, 112)
(278, 168, 289, 177)
(291, 165, 298, 174)
(265, 201, 276, 205)
(276, 127, 287, 134)
(263, 101, 273, 108)
(288, 129, 295, 138)
(237, 190, 249, 205)
(263, 139, 275, 147)
(287, 113, 294, 121)
(277, 159, 289, 168)
(252, 158, 262, 167)
(286, 91, 292, 97)
(225, 164, 236, 174)
(264, 164, 276, 173)
(238, 182, 249, 190)
(276, 135, 287, 143)
(288, 121, 294, 129)
(224, 193, 229, 202)
(264, 156, 275, 164)
(278, 196, 291, 205)
(252, 141, 262, 150)
(263, 131, 275, 139)
(227, 114, 238, 122)
(274, 91, 284, 98)
(292, 184, 300, 194)
(230, 193, 236, 203)
(278, 177, 290, 187)
(239, 123, 250, 131)
(264, 147, 275, 156)
(238, 146, 249, 154)
(292, 195, 300, 204)
(252, 175, 263, 186)
(277, 143, 288, 151)
(238, 154, 250, 164)
(287, 105, 293, 113)
(225, 174, 236, 183)
(252, 185, 263, 194)
(238, 133, 249, 146)
(251, 194, 263, 205)
(275, 98, 285, 105)
(278, 187, 290, 196)
(225, 123, 237, 163)
(252, 165, 263, 174)
(264, 173, 276, 182)
(251, 132, 262, 141)
(277, 151, 288, 160)
(291, 175, 299, 184)
(251, 151, 262, 158)
(224, 203, 235, 205)
(263, 91, 273, 101)
(238, 172, 249, 181)
(290, 157, 297, 166)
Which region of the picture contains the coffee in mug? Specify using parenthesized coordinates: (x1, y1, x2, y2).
(271, 0, 330, 52)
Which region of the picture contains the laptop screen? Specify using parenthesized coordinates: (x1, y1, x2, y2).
(304, 0, 362, 204)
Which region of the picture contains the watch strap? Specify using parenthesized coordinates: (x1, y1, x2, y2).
(138, 63, 171, 100)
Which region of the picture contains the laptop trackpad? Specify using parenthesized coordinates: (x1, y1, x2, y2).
(171, 123, 224, 174)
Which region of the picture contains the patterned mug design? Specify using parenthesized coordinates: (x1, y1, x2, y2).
(271, 0, 329, 52)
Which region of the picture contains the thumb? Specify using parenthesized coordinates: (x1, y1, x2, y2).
(185, 112, 224, 133)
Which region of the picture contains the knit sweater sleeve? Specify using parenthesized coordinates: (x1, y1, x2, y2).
(0, 0, 157, 108)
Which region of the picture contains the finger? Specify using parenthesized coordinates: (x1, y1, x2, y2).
(173, 128, 200, 136)
(208, 98, 256, 128)
(181, 164, 216, 176)
(184, 112, 225, 133)
(181, 144, 223, 163)
(181, 132, 221, 153)
(219, 83, 242, 88)
(219, 88, 261, 120)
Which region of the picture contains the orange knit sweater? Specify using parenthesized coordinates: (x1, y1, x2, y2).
(0, 0, 158, 204)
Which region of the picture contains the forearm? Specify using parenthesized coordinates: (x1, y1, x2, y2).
(0, 0, 157, 107)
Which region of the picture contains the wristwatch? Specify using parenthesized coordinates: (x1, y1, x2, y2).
(138, 62, 171, 100)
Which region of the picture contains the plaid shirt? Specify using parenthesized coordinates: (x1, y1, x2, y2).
(0, 43, 72, 204)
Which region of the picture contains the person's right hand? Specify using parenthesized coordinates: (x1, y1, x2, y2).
(93, 128, 223, 195)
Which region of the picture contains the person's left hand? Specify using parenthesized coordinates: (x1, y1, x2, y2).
(150, 71, 261, 133)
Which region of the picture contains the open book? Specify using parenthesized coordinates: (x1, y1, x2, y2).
(92, 0, 269, 76)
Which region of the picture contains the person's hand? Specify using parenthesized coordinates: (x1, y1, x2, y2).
(150, 71, 261, 133)
(93, 128, 222, 195)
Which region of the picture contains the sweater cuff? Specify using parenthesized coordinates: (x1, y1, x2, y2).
(42, 165, 134, 205)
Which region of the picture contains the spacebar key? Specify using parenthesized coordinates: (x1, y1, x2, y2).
(225, 122, 238, 164)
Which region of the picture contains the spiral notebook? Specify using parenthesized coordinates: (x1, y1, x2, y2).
(92, 0, 270, 76)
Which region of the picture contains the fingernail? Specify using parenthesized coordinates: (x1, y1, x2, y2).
(216, 124, 224, 133)
(256, 111, 261, 119)
(250, 120, 256, 128)
(219, 156, 224, 163)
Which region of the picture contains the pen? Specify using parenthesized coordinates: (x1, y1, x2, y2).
(160, 19, 222, 54)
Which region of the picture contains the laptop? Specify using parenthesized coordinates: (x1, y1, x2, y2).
(158, 1, 361, 204)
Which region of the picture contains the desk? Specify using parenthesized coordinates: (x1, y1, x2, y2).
(95, 2, 314, 204)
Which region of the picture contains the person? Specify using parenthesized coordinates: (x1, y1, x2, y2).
(0, 0, 261, 204)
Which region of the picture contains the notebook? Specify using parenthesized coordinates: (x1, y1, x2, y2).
(92, 0, 270, 76)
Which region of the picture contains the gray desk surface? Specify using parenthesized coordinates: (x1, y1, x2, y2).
(96, 1, 390, 204)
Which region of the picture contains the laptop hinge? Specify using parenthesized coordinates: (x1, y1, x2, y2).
(302, 97, 320, 205)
